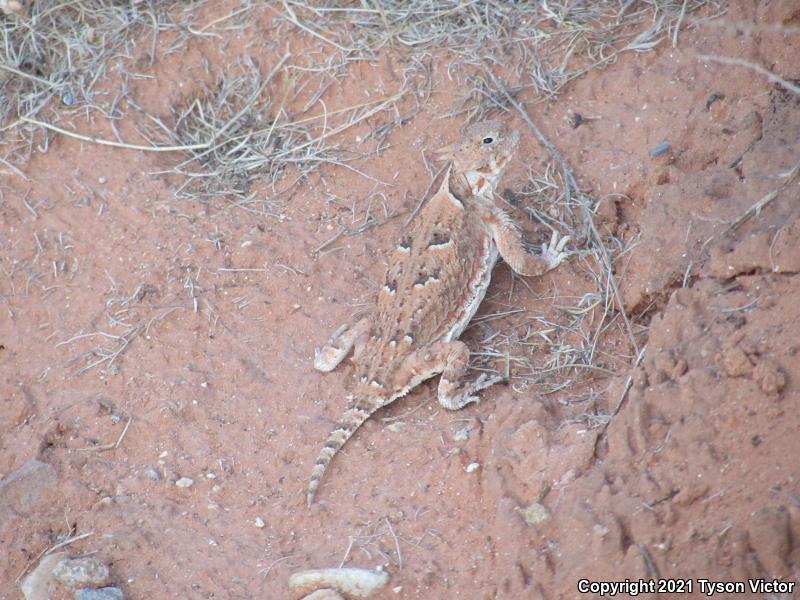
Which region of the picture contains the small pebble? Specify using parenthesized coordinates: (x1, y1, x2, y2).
(706, 92, 724, 110)
(649, 142, 671, 158)
(175, 477, 194, 488)
(453, 425, 471, 441)
(520, 502, 550, 525)
(254, 517, 265, 528)
(94, 497, 113, 511)
(301, 590, 344, 600)
(75, 587, 124, 600)
(144, 467, 160, 481)
(465, 462, 480, 473)
(569, 112, 584, 129)
(98, 177, 106, 184)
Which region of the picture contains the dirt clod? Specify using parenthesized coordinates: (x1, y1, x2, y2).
(753, 358, 787, 395)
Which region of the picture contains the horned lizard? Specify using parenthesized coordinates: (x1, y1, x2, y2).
(307, 120, 570, 505)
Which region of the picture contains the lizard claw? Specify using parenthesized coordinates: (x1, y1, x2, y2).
(541, 231, 571, 270)
(313, 323, 351, 372)
(472, 372, 506, 392)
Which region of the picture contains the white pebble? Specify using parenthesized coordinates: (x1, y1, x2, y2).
(519, 502, 550, 525)
(289, 568, 389, 598)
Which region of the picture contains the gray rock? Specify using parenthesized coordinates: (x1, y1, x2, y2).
(75, 587, 124, 600)
(53, 557, 110, 588)
(0, 460, 58, 526)
(21, 552, 68, 600)
(649, 142, 671, 157)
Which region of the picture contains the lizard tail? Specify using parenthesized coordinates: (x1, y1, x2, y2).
(307, 404, 374, 506)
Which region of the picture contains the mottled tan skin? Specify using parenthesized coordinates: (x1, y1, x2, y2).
(308, 121, 569, 505)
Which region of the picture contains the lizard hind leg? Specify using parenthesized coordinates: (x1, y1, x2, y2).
(307, 403, 375, 506)
(437, 341, 505, 410)
(398, 341, 505, 411)
(313, 317, 370, 372)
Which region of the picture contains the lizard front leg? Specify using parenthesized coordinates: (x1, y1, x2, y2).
(313, 317, 370, 372)
(481, 206, 570, 277)
(398, 341, 505, 410)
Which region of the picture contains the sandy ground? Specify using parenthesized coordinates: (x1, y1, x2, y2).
(1, 1, 799, 598)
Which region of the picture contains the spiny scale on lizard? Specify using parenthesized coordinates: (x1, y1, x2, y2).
(307, 120, 570, 506)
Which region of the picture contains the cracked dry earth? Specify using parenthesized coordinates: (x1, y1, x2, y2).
(1, 1, 800, 599)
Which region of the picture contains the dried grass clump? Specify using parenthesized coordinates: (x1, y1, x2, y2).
(168, 55, 407, 201)
(169, 57, 307, 199)
(0, 0, 199, 157)
(281, 0, 726, 101)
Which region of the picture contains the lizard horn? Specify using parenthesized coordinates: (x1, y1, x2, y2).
(433, 142, 457, 160)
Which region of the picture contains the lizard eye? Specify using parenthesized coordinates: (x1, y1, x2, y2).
(482, 136, 494, 144)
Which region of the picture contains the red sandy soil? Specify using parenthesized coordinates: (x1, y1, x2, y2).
(1, 1, 799, 598)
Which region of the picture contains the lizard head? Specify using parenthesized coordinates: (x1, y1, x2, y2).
(436, 120, 520, 197)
